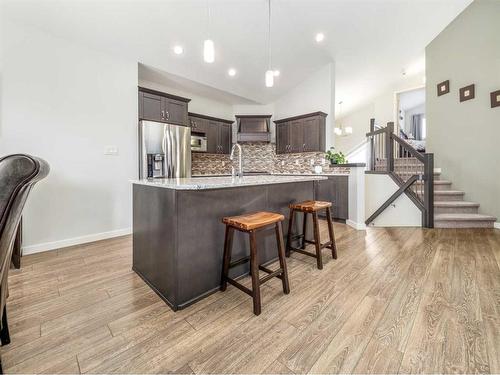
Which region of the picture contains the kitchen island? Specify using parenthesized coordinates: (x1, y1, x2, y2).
(132, 175, 326, 310)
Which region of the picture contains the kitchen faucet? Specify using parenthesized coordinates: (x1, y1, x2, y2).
(230, 143, 243, 178)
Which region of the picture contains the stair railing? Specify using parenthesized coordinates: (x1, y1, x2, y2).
(366, 119, 434, 228)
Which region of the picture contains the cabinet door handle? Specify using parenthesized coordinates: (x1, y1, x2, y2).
(166, 111, 170, 120)
(303, 143, 306, 151)
(161, 110, 165, 119)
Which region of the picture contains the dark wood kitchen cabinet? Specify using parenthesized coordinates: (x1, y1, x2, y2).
(219, 123, 232, 154)
(207, 122, 232, 154)
(314, 175, 348, 221)
(276, 122, 289, 153)
(274, 111, 327, 154)
(189, 112, 233, 154)
(138, 87, 190, 126)
(188, 116, 208, 133)
(206, 121, 219, 153)
(289, 120, 304, 153)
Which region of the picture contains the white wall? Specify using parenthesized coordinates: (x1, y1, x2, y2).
(335, 73, 424, 154)
(365, 174, 422, 227)
(0, 20, 138, 253)
(273, 63, 335, 149)
(426, 0, 500, 222)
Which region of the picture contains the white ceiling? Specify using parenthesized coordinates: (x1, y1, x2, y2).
(2, 0, 472, 114)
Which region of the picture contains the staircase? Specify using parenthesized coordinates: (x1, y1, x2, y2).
(432, 169, 497, 228)
(380, 161, 497, 228)
(367, 120, 497, 229)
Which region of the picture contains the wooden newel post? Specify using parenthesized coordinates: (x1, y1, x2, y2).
(386, 122, 394, 172)
(369, 118, 375, 171)
(423, 153, 434, 228)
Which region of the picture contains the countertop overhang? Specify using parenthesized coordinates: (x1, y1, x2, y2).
(131, 175, 327, 190)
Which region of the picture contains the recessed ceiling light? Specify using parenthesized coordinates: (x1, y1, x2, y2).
(273, 70, 280, 77)
(315, 33, 325, 43)
(173, 45, 184, 55)
(228, 68, 236, 77)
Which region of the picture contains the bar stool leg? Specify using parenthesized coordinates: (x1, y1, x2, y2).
(326, 207, 338, 259)
(301, 212, 308, 249)
(220, 226, 234, 291)
(249, 231, 261, 315)
(286, 207, 295, 257)
(275, 222, 290, 294)
(312, 212, 323, 269)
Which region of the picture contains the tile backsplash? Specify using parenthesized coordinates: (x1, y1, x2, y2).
(192, 143, 351, 175)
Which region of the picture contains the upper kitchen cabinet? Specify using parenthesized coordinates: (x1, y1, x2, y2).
(188, 114, 208, 133)
(138, 87, 190, 126)
(236, 115, 272, 142)
(274, 112, 327, 154)
(189, 112, 233, 154)
(207, 121, 232, 154)
(276, 122, 289, 153)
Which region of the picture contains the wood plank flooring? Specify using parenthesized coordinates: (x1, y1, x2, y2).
(2, 223, 500, 374)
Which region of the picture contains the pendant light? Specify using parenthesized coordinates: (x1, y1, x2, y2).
(265, 0, 274, 87)
(204, 1, 215, 63)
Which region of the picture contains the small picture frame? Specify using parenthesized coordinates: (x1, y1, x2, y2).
(437, 80, 450, 96)
(491, 90, 500, 108)
(459, 84, 475, 102)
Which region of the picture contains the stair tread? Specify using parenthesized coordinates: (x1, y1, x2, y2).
(415, 180, 451, 185)
(435, 213, 497, 221)
(434, 190, 464, 195)
(434, 201, 479, 207)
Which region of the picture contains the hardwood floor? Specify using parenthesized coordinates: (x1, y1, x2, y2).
(2, 223, 499, 374)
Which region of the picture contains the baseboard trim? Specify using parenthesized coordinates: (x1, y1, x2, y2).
(347, 219, 366, 231)
(22, 228, 132, 255)
(494, 222, 500, 230)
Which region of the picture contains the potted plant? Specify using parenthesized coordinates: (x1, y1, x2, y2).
(325, 147, 348, 165)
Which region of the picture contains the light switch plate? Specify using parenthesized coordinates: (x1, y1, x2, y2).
(104, 146, 119, 156)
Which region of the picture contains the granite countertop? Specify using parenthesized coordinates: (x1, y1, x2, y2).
(132, 175, 327, 190)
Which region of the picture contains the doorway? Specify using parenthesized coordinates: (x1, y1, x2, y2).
(395, 86, 426, 151)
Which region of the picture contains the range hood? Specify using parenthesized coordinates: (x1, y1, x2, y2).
(236, 115, 272, 142)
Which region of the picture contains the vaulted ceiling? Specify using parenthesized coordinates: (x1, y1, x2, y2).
(2, 0, 472, 114)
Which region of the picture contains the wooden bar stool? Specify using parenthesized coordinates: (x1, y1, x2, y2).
(286, 200, 337, 269)
(220, 211, 290, 315)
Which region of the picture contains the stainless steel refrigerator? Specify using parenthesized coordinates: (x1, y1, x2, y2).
(139, 120, 191, 179)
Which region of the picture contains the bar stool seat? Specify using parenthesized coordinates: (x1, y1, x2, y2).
(286, 200, 337, 269)
(289, 200, 332, 213)
(221, 211, 290, 315)
(223, 211, 285, 231)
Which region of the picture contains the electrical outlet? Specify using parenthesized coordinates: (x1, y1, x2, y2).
(104, 146, 119, 156)
(281, 160, 285, 166)
(310, 159, 314, 165)
(295, 160, 299, 165)
(222, 161, 225, 167)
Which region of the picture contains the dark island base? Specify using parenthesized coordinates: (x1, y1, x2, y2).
(132, 181, 316, 310)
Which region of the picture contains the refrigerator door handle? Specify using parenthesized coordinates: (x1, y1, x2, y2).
(163, 124, 170, 178)
(167, 125, 174, 178)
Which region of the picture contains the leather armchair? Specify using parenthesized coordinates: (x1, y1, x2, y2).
(0, 154, 49, 373)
